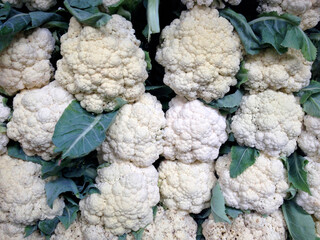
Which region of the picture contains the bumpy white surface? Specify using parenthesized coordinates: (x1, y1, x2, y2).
(298, 115, 320, 156)
(155, 6, 243, 102)
(158, 160, 216, 214)
(296, 156, 320, 220)
(0, 96, 11, 155)
(2, 0, 56, 10)
(0, 155, 65, 225)
(99, 93, 165, 167)
(216, 153, 289, 214)
(244, 48, 312, 93)
(163, 96, 227, 163)
(231, 90, 304, 157)
(257, 0, 320, 30)
(7, 81, 74, 160)
(102, 0, 121, 8)
(79, 162, 159, 235)
(55, 16, 148, 113)
(181, 0, 241, 9)
(202, 210, 287, 240)
(0, 222, 42, 240)
(0, 28, 55, 95)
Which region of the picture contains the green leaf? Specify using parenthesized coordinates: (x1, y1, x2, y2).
(303, 92, 320, 117)
(58, 202, 79, 229)
(52, 100, 118, 160)
(132, 228, 144, 240)
(282, 199, 318, 240)
(225, 207, 243, 219)
(236, 61, 248, 88)
(42, 21, 69, 29)
(145, 0, 159, 41)
(97, 162, 111, 169)
(118, 234, 127, 240)
(38, 217, 59, 236)
(7, 142, 43, 164)
(230, 146, 259, 178)
(211, 183, 231, 224)
(286, 185, 297, 200)
(204, 90, 243, 114)
(24, 225, 38, 238)
(144, 51, 152, 71)
(152, 205, 158, 219)
(45, 177, 80, 208)
(27, 12, 65, 29)
(299, 81, 320, 104)
(309, 32, 320, 81)
(0, 123, 6, 133)
(68, 0, 102, 9)
(0, 2, 11, 21)
(41, 158, 74, 179)
(116, 7, 131, 20)
(286, 153, 311, 194)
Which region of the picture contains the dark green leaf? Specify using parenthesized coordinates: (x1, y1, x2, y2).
(0, 123, 6, 133)
(38, 217, 59, 236)
(41, 158, 74, 179)
(309, 32, 320, 81)
(52, 100, 118, 160)
(7, 142, 43, 164)
(286, 185, 297, 200)
(116, 7, 131, 20)
(42, 21, 69, 29)
(68, 0, 102, 9)
(24, 225, 38, 238)
(132, 228, 144, 240)
(0, 2, 11, 21)
(145, 0, 159, 41)
(211, 183, 231, 224)
(152, 205, 157, 219)
(27, 12, 65, 29)
(144, 51, 152, 71)
(230, 146, 259, 178)
(236, 61, 248, 88)
(58, 202, 79, 229)
(204, 90, 243, 114)
(225, 207, 243, 219)
(118, 234, 127, 240)
(299, 81, 320, 104)
(303, 92, 320, 117)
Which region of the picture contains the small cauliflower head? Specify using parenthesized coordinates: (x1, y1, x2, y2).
(216, 153, 289, 214)
(102, 0, 121, 8)
(7, 81, 74, 160)
(0, 28, 55, 96)
(257, 0, 320, 30)
(244, 48, 312, 93)
(155, 6, 243, 102)
(298, 115, 320, 156)
(231, 90, 304, 157)
(0, 222, 42, 240)
(2, 0, 56, 10)
(79, 162, 159, 235)
(202, 210, 287, 240)
(163, 96, 227, 163)
(181, 0, 241, 9)
(55, 16, 148, 113)
(296, 156, 320, 220)
(0, 96, 11, 155)
(98, 93, 165, 167)
(158, 160, 216, 214)
(0, 155, 65, 225)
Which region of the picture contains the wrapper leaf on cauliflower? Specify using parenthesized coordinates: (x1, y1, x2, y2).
(55, 16, 148, 114)
(98, 93, 165, 167)
(0, 96, 11, 155)
(7, 81, 74, 160)
(0, 222, 43, 240)
(202, 210, 287, 240)
(298, 115, 320, 156)
(155, 6, 243, 102)
(181, 0, 241, 9)
(231, 90, 304, 157)
(163, 96, 227, 163)
(79, 162, 159, 236)
(215, 153, 289, 214)
(0, 28, 55, 96)
(2, 0, 56, 11)
(158, 160, 216, 214)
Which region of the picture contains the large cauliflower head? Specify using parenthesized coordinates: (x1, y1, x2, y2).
(7, 81, 74, 160)
(296, 156, 320, 220)
(2, 0, 57, 10)
(298, 115, 320, 156)
(0, 28, 55, 96)
(0, 155, 65, 225)
(244, 48, 312, 93)
(181, 0, 241, 9)
(231, 90, 304, 157)
(163, 96, 227, 163)
(0, 222, 42, 240)
(155, 6, 243, 102)
(0, 96, 11, 155)
(55, 16, 148, 114)
(79, 162, 159, 235)
(257, 0, 320, 30)
(158, 160, 216, 214)
(98, 93, 165, 167)
(215, 153, 289, 214)
(202, 210, 287, 240)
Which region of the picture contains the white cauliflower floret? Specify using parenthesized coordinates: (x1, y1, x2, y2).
(2, 0, 56, 10)
(296, 156, 320, 220)
(52, 220, 83, 240)
(0, 155, 65, 225)
(98, 93, 165, 167)
(7, 81, 74, 160)
(244, 48, 312, 93)
(55, 16, 148, 114)
(79, 162, 159, 236)
(0, 96, 11, 155)
(0, 28, 55, 95)
(155, 6, 243, 102)
(163, 96, 227, 163)
(298, 115, 320, 156)
(0, 222, 42, 240)
(215, 153, 289, 214)
(158, 160, 216, 214)
(231, 90, 304, 157)
(102, 0, 121, 8)
(202, 210, 287, 240)
(181, 0, 241, 9)
(257, 0, 320, 30)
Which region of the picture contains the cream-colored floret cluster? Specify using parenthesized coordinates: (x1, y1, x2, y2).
(298, 115, 320, 156)
(0, 222, 43, 240)
(181, 0, 241, 9)
(2, 0, 56, 11)
(0, 96, 10, 155)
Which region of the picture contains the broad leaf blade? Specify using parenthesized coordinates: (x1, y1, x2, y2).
(28, 12, 65, 29)
(236, 61, 248, 88)
(38, 218, 59, 236)
(7, 142, 43, 164)
(205, 90, 243, 114)
(25, 225, 38, 238)
(303, 92, 320, 117)
(230, 146, 259, 178)
(58, 202, 79, 229)
(68, 0, 102, 8)
(146, 0, 160, 41)
(299, 81, 320, 104)
(132, 228, 144, 240)
(225, 207, 243, 219)
(211, 183, 231, 224)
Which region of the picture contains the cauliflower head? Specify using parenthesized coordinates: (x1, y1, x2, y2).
(79, 162, 160, 235)
(0, 96, 11, 155)
(231, 90, 304, 157)
(2, 0, 56, 11)
(155, 6, 243, 102)
(202, 210, 287, 240)
(215, 153, 289, 214)
(0, 222, 42, 240)
(7, 81, 74, 160)
(257, 0, 320, 30)
(163, 96, 227, 163)
(244, 48, 312, 93)
(158, 160, 216, 214)
(298, 115, 320, 156)
(0, 28, 55, 96)
(55, 16, 148, 114)
(296, 156, 320, 220)
(98, 93, 165, 167)
(181, 0, 241, 9)
(0, 155, 65, 225)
